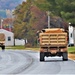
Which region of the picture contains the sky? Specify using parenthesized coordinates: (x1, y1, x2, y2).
(20, 0, 26, 3)
(0, 0, 26, 10)
(0, 0, 26, 18)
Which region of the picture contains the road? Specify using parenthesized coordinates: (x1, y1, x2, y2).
(0, 50, 75, 74)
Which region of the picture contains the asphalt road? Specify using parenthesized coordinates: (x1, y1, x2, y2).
(0, 50, 75, 74)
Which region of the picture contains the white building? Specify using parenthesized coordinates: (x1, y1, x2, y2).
(68, 26, 74, 46)
(0, 29, 14, 46)
(15, 39, 25, 45)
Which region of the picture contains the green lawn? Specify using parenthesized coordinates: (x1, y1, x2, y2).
(5, 46, 75, 53)
(5, 45, 40, 51)
(68, 47, 75, 53)
(6, 45, 25, 50)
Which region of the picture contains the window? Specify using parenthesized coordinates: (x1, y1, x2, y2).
(8, 36, 11, 41)
(70, 33, 72, 38)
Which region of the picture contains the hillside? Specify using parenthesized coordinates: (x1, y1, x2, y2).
(0, 0, 26, 18)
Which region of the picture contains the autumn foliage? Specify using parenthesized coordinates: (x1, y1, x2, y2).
(13, 0, 68, 47)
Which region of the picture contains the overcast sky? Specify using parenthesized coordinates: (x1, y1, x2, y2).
(0, 0, 26, 10)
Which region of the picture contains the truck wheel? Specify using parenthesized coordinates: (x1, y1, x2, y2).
(40, 52, 45, 61)
(62, 52, 68, 61)
(2, 46, 5, 51)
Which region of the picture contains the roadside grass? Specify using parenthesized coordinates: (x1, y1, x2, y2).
(5, 46, 75, 53)
(6, 45, 25, 50)
(5, 45, 40, 51)
(68, 47, 75, 53)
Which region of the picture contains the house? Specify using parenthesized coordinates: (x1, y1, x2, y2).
(68, 25, 74, 46)
(0, 29, 14, 46)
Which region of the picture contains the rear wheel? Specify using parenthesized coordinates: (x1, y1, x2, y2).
(62, 52, 68, 61)
(40, 52, 45, 61)
(1, 45, 5, 51)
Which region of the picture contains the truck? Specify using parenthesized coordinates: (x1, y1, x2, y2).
(0, 33, 5, 51)
(39, 28, 68, 61)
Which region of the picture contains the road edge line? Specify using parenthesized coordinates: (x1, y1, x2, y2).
(69, 58, 75, 62)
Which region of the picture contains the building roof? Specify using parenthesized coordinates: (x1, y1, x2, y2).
(0, 29, 14, 35)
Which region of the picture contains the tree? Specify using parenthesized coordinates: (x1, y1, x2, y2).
(46, 0, 75, 24)
(13, 0, 48, 46)
(14, 0, 75, 46)
(34, 0, 75, 25)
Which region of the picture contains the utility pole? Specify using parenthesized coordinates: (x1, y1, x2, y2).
(47, 11, 50, 28)
(1, 19, 3, 29)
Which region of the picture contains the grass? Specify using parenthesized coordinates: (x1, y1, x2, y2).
(68, 47, 75, 53)
(5, 45, 40, 51)
(5, 46, 75, 53)
(6, 45, 25, 50)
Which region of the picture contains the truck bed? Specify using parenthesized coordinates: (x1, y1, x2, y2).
(39, 33, 67, 47)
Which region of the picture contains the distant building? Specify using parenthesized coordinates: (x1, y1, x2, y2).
(6, 9, 13, 18)
(0, 29, 14, 46)
(68, 25, 74, 46)
(15, 39, 25, 45)
(0, 18, 13, 32)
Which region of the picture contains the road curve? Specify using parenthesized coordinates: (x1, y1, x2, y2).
(20, 50, 75, 74)
(0, 50, 33, 74)
(0, 50, 75, 74)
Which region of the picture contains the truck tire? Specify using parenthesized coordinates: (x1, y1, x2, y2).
(62, 52, 68, 61)
(2, 45, 5, 51)
(40, 52, 45, 61)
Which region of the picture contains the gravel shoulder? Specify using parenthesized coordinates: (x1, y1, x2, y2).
(68, 53, 75, 60)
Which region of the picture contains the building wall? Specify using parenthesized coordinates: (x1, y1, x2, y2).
(68, 26, 74, 46)
(5, 32, 14, 46)
(15, 39, 25, 45)
(73, 27, 75, 46)
(0, 29, 14, 46)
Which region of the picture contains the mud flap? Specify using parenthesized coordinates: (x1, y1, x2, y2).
(62, 52, 68, 61)
(40, 52, 45, 61)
